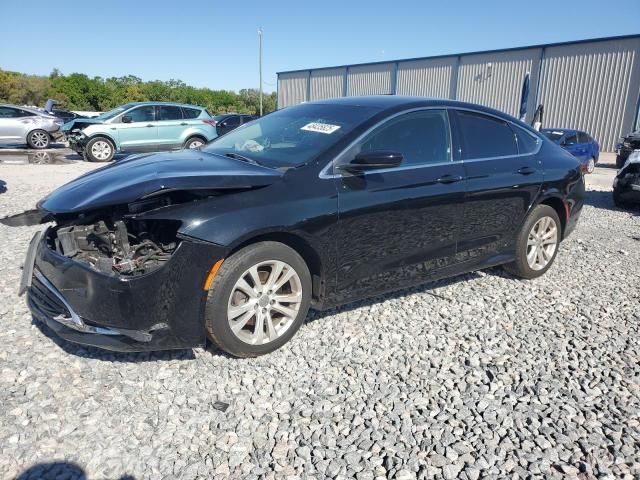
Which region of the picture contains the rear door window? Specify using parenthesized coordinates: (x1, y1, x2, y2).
(456, 111, 518, 159)
(182, 107, 202, 119)
(225, 115, 241, 127)
(158, 105, 183, 121)
(564, 133, 578, 145)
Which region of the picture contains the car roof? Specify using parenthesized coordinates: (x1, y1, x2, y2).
(542, 128, 579, 135)
(125, 101, 204, 109)
(0, 104, 53, 116)
(305, 95, 523, 121)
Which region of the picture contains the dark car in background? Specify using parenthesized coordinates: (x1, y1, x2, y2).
(210, 113, 258, 136)
(541, 128, 599, 173)
(613, 151, 640, 208)
(6, 96, 584, 357)
(616, 130, 640, 169)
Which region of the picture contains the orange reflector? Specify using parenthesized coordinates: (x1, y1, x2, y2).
(203, 259, 224, 291)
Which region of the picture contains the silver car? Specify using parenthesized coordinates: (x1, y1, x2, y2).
(0, 104, 65, 149)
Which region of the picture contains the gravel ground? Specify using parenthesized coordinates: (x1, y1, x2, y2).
(0, 162, 638, 480)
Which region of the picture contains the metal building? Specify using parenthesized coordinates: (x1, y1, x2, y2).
(277, 35, 640, 151)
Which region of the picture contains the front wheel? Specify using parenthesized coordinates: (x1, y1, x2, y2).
(586, 157, 596, 174)
(205, 242, 312, 357)
(85, 137, 115, 162)
(27, 130, 50, 149)
(616, 155, 624, 169)
(503, 205, 561, 279)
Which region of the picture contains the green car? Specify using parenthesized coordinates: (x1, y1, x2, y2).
(63, 102, 218, 162)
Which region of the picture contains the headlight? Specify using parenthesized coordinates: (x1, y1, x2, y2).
(623, 142, 632, 148)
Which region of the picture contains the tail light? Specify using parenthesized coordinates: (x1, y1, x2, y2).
(579, 163, 589, 175)
(203, 120, 218, 127)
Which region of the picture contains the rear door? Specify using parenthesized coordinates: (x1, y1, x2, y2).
(218, 115, 241, 135)
(333, 108, 466, 302)
(116, 105, 158, 151)
(156, 105, 185, 148)
(562, 132, 581, 160)
(453, 109, 542, 262)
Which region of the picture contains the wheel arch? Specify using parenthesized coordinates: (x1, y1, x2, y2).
(86, 133, 117, 148)
(226, 231, 325, 302)
(536, 195, 567, 238)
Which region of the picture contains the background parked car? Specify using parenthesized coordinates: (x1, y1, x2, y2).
(0, 104, 65, 149)
(63, 101, 218, 162)
(541, 128, 599, 173)
(616, 130, 640, 169)
(613, 150, 640, 208)
(209, 113, 258, 136)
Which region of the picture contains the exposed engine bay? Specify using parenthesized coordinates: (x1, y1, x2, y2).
(49, 217, 180, 277)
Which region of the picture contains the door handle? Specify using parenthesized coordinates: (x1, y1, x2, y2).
(146, 124, 154, 127)
(180, 122, 188, 126)
(436, 174, 463, 184)
(517, 166, 536, 175)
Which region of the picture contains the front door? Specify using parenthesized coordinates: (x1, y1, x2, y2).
(333, 109, 465, 303)
(452, 109, 542, 263)
(0, 106, 26, 142)
(115, 105, 158, 151)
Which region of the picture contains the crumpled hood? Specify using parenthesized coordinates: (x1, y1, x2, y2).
(63, 117, 105, 131)
(38, 150, 282, 214)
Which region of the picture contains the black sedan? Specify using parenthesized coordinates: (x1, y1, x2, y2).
(4, 96, 585, 357)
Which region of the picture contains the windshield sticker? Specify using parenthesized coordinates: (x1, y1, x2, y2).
(301, 122, 341, 134)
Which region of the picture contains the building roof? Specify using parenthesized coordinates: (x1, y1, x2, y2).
(277, 34, 640, 75)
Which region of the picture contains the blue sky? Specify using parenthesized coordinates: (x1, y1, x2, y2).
(1, 0, 638, 93)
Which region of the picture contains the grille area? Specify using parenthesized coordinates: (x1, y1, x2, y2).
(28, 273, 71, 319)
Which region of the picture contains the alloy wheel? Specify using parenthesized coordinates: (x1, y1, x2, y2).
(188, 140, 204, 149)
(526, 216, 558, 271)
(30, 131, 49, 148)
(587, 158, 595, 174)
(227, 260, 303, 345)
(91, 140, 112, 160)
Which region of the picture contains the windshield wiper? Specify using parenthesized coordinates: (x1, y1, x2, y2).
(224, 152, 262, 166)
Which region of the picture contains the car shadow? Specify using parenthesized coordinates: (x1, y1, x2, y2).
(16, 461, 135, 480)
(306, 270, 487, 324)
(31, 319, 196, 363)
(584, 190, 639, 215)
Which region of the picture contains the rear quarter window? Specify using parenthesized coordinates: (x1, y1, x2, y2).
(182, 107, 202, 119)
(513, 125, 541, 154)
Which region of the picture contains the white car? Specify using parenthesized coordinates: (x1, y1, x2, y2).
(0, 104, 65, 149)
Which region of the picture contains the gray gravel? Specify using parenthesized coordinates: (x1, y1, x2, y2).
(0, 163, 639, 480)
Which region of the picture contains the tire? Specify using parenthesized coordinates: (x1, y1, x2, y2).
(184, 136, 206, 150)
(85, 137, 115, 162)
(586, 157, 596, 174)
(205, 241, 312, 357)
(616, 155, 624, 169)
(27, 130, 50, 149)
(613, 190, 627, 209)
(503, 205, 561, 279)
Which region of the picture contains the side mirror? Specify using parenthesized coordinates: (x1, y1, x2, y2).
(338, 151, 403, 174)
(122, 115, 132, 124)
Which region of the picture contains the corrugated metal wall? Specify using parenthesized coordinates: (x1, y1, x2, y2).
(456, 48, 542, 122)
(277, 71, 308, 108)
(347, 63, 394, 96)
(310, 68, 345, 101)
(277, 36, 640, 151)
(537, 37, 640, 151)
(396, 57, 457, 98)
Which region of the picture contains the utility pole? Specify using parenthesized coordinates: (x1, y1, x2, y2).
(258, 27, 263, 117)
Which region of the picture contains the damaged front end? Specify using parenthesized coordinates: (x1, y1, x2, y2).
(613, 153, 640, 208)
(5, 150, 283, 351)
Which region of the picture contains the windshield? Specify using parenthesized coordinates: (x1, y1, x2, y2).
(204, 103, 381, 168)
(96, 103, 135, 120)
(542, 130, 565, 143)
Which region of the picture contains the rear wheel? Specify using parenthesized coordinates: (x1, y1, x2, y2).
(586, 157, 596, 174)
(184, 136, 206, 149)
(503, 205, 561, 279)
(85, 137, 115, 162)
(205, 242, 312, 357)
(27, 130, 50, 149)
